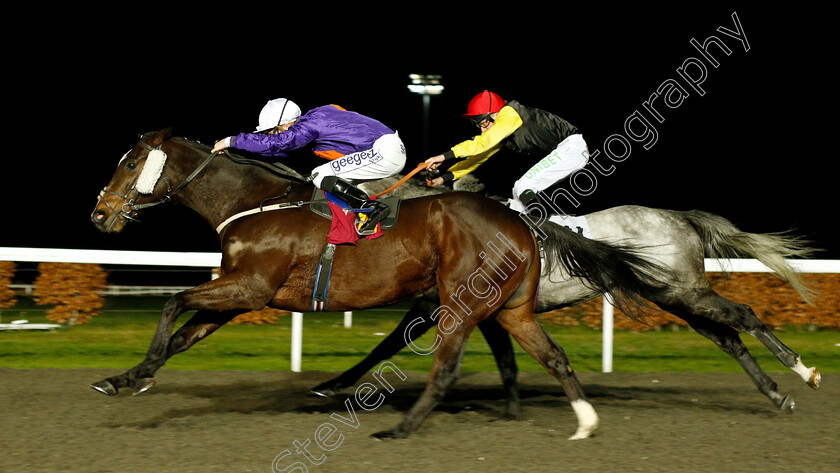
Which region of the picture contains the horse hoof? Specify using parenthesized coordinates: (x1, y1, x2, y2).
(568, 425, 597, 440)
(132, 378, 155, 396)
(309, 384, 336, 398)
(90, 380, 118, 396)
(371, 428, 407, 439)
(490, 412, 520, 422)
(779, 395, 795, 413)
(807, 369, 821, 390)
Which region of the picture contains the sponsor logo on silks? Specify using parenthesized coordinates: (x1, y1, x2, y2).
(400, 143, 406, 156)
(523, 151, 563, 180)
(330, 148, 382, 173)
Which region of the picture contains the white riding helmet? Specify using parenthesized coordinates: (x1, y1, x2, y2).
(255, 98, 302, 132)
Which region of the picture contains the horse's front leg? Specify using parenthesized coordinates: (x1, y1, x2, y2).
(90, 273, 274, 395)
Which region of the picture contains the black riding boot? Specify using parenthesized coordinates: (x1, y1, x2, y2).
(517, 189, 555, 237)
(320, 176, 389, 234)
(518, 189, 541, 209)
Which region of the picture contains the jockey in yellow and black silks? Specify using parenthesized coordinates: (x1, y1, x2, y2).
(425, 90, 587, 216)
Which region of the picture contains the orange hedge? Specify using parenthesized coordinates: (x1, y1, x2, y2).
(540, 273, 840, 330)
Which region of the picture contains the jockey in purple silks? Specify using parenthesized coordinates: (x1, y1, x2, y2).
(213, 98, 406, 233)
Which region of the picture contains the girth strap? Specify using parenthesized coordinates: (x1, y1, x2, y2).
(216, 200, 307, 234)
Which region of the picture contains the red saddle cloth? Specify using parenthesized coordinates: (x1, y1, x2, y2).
(324, 192, 383, 245)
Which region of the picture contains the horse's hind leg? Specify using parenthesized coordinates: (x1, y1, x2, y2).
(310, 295, 521, 421)
(748, 319, 821, 391)
(694, 291, 819, 389)
(662, 290, 820, 408)
(310, 296, 440, 397)
(477, 317, 521, 420)
(371, 323, 470, 439)
(668, 308, 796, 411)
(494, 305, 598, 440)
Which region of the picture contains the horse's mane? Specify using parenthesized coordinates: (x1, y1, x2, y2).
(172, 136, 212, 151)
(168, 135, 310, 184)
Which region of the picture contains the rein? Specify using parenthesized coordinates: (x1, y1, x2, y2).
(216, 162, 432, 233)
(371, 162, 429, 199)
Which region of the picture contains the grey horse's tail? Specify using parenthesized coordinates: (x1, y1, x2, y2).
(540, 221, 673, 322)
(676, 209, 818, 303)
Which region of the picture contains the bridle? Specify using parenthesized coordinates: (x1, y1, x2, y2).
(95, 135, 310, 228)
(95, 137, 221, 227)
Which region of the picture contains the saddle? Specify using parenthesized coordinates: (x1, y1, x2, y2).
(309, 188, 402, 230)
(308, 188, 403, 311)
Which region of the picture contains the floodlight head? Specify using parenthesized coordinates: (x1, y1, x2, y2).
(408, 74, 444, 95)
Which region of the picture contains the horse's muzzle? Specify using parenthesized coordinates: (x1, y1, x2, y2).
(90, 208, 111, 232)
(90, 209, 107, 225)
(90, 207, 123, 233)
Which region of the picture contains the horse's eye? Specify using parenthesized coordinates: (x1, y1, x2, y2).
(126, 161, 137, 170)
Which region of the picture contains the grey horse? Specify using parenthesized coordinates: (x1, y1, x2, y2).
(311, 173, 820, 419)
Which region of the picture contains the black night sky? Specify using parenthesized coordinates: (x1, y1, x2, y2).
(3, 6, 836, 269)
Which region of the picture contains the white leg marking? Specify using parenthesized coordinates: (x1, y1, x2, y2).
(792, 357, 821, 388)
(792, 358, 814, 382)
(568, 399, 599, 440)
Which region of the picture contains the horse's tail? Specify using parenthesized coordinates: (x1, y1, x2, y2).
(540, 221, 672, 322)
(676, 209, 818, 303)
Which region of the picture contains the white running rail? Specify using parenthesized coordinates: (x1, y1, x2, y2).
(2, 247, 838, 373)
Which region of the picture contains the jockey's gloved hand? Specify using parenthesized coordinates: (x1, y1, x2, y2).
(415, 168, 440, 182)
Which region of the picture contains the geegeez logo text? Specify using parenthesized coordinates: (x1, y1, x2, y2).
(330, 149, 383, 173)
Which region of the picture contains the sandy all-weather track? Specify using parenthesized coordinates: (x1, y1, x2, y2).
(0, 368, 836, 472)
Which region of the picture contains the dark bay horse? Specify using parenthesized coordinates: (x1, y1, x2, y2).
(310, 173, 822, 417)
(89, 127, 673, 439)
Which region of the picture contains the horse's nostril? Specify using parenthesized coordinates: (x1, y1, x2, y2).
(91, 210, 107, 223)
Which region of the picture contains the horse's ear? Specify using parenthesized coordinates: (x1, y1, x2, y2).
(147, 126, 172, 147)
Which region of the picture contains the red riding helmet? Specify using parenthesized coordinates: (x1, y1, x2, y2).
(463, 90, 506, 117)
